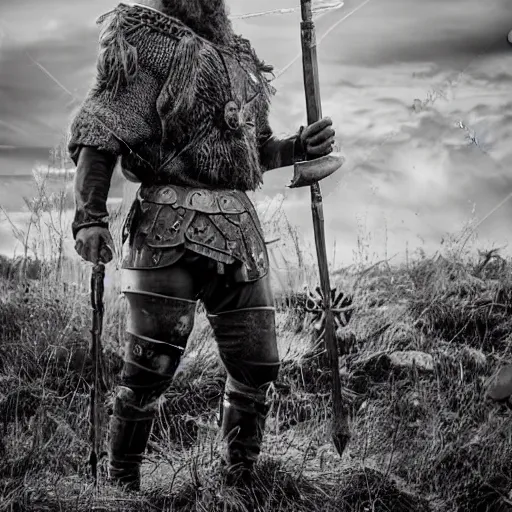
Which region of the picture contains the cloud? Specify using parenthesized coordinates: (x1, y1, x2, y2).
(316, 0, 511, 67)
(0, 27, 99, 147)
(258, 51, 512, 263)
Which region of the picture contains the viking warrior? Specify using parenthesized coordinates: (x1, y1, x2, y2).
(71, 0, 338, 491)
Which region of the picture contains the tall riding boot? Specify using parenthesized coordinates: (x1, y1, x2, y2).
(220, 377, 270, 483)
(108, 386, 157, 492)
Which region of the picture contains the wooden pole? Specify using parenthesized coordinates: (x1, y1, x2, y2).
(300, 0, 350, 456)
(89, 263, 106, 485)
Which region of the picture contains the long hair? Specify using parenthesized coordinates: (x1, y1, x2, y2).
(143, 0, 234, 45)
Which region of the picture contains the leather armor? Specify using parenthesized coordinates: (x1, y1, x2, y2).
(122, 185, 269, 281)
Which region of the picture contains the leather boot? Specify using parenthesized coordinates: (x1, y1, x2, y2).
(220, 378, 270, 484)
(108, 387, 157, 491)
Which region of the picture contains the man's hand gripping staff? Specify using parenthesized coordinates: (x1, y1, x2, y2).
(75, 227, 114, 264)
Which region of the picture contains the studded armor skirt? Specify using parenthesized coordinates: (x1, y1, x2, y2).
(121, 184, 269, 283)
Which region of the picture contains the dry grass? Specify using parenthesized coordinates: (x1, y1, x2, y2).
(2, 169, 512, 511)
(2, 247, 512, 511)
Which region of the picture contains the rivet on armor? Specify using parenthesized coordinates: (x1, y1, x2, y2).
(133, 344, 143, 357)
(174, 315, 191, 336)
(171, 220, 181, 233)
(224, 101, 241, 131)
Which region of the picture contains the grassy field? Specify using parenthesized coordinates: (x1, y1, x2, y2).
(2, 243, 512, 512)
(2, 166, 512, 511)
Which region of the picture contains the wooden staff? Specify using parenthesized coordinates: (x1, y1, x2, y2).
(89, 263, 106, 485)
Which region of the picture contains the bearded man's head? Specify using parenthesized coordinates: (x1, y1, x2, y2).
(139, 0, 234, 44)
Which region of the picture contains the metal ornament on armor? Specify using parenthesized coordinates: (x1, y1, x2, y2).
(224, 101, 241, 131)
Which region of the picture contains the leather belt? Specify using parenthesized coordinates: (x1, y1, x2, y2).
(138, 184, 248, 215)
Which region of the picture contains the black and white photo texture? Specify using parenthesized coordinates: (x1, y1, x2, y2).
(0, 0, 511, 510)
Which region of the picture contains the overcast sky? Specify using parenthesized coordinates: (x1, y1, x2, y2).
(0, 0, 511, 269)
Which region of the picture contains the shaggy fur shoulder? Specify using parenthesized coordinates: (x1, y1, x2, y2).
(68, 3, 277, 190)
(99, 2, 276, 87)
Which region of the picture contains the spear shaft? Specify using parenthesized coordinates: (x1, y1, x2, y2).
(299, 0, 350, 456)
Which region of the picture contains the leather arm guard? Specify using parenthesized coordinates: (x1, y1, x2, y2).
(72, 146, 117, 239)
(68, 7, 168, 239)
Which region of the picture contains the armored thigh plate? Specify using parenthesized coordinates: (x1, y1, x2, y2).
(120, 291, 197, 395)
(208, 307, 280, 389)
(121, 184, 269, 282)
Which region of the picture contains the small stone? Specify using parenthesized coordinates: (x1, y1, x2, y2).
(388, 350, 434, 372)
(487, 364, 512, 402)
(352, 352, 391, 380)
(349, 350, 434, 393)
